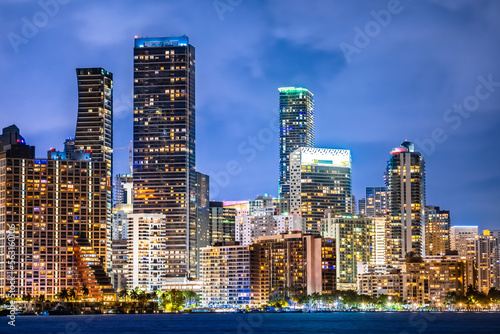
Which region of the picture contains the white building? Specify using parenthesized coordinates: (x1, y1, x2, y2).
(127, 214, 166, 292)
(200, 243, 250, 307)
(450, 226, 478, 256)
(235, 212, 303, 246)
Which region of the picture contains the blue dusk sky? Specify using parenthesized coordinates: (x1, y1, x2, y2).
(1, 0, 499, 230)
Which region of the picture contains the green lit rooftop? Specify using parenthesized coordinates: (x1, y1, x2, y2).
(278, 87, 313, 95)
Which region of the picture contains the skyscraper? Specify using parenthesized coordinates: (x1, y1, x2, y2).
(385, 141, 426, 262)
(425, 205, 450, 256)
(278, 87, 314, 213)
(75, 67, 114, 269)
(75, 68, 113, 164)
(290, 147, 352, 234)
(133, 36, 196, 278)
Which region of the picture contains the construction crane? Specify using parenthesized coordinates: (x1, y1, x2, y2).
(113, 140, 133, 174)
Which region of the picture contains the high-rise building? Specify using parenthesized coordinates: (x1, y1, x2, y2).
(278, 87, 314, 214)
(110, 240, 128, 292)
(194, 172, 210, 278)
(200, 242, 250, 307)
(208, 201, 236, 245)
(450, 226, 478, 257)
(249, 232, 335, 304)
(290, 147, 352, 234)
(112, 174, 133, 241)
(363, 187, 388, 217)
(0, 126, 113, 299)
(75, 68, 113, 165)
(127, 214, 166, 291)
(133, 36, 196, 278)
(321, 213, 374, 290)
(425, 206, 450, 256)
(475, 231, 499, 293)
(75, 67, 114, 270)
(358, 197, 366, 216)
(385, 141, 426, 262)
(114, 174, 133, 207)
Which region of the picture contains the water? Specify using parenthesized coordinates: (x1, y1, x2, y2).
(1, 312, 500, 334)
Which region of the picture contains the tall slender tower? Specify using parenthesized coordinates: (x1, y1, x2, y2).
(278, 87, 314, 213)
(75, 67, 113, 270)
(75, 68, 113, 164)
(385, 141, 426, 262)
(133, 36, 196, 278)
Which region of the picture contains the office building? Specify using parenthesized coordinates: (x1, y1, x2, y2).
(425, 206, 450, 256)
(385, 141, 426, 262)
(290, 147, 352, 234)
(133, 36, 196, 278)
(321, 213, 374, 290)
(127, 214, 166, 292)
(200, 243, 250, 307)
(209, 201, 236, 245)
(278, 87, 314, 214)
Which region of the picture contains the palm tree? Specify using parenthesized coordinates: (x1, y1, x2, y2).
(69, 288, 77, 302)
(81, 284, 89, 300)
(118, 288, 128, 302)
(56, 288, 70, 302)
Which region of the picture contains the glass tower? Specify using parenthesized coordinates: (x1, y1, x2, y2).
(75, 68, 113, 164)
(278, 87, 314, 213)
(385, 141, 426, 262)
(133, 36, 196, 278)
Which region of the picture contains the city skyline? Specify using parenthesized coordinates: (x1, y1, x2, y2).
(1, 0, 500, 231)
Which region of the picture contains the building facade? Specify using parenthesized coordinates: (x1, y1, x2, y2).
(127, 214, 166, 292)
(249, 232, 334, 305)
(133, 36, 196, 278)
(363, 187, 388, 217)
(0, 126, 113, 299)
(278, 87, 314, 214)
(321, 213, 374, 290)
(450, 226, 478, 257)
(200, 243, 250, 307)
(290, 147, 352, 234)
(475, 231, 499, 293)
(425, 206, 450, 256)
(385, 141, 426, 262)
